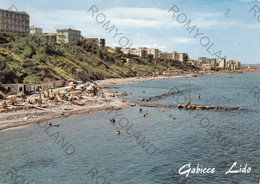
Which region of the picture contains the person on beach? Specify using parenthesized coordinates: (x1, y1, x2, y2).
(0, 102, 7, 109)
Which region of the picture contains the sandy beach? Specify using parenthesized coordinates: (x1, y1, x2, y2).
(0, 75, 187, 131)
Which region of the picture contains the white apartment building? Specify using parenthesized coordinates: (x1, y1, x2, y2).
(121, 48, 132, 54)
(146, 48, 159, 59)
(227, 60, 241, 70)
(30, 26, 43, 37)
(133, 47, 147, 57)
(162, 51, 187, 62)
(198, 57, 217, 70)
(84, 38, 99, 45)
(56, 28, 81, 44)
(172, 51, 179, 61)
(218, 58, 226, 69)
(121, 47, 158, 59)
(178, 53, 188, 62)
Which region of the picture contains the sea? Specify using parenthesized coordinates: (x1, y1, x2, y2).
(0, 72, 259, 184)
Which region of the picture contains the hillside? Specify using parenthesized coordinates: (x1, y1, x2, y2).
(0, 32, 198, 85)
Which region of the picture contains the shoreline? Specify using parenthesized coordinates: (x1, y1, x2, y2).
(96, 70, 260, 86)
(0, 70, 259, 131)
(0, 88, 131, 131)
(0, 75, 185, 132)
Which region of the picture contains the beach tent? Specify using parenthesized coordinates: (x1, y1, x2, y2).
(60, 91, 69, 94)
(75, 91, 83, 93)
(17, 93, 23, 97)
(87, 86, 94, 91)
(64, 86, 72, 89)
(31, 94, 40, 97)
(7, 95, 16, 98)
(75, 86, 83, 90)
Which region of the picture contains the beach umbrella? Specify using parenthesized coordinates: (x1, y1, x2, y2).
(31, 94, 40, 97)
(79, 84, 85, 87)
(7, 95, 16, 98)
(17, 93, 23, 97)
(77, 81, 83, 84)
(60, 91, 69, 94)
(75, 91, 83, 93)
(75, 86, 83, 90)
(87, 86, 94, 90)
(64, 86, 72, 89)
(69, 91, 76, 94)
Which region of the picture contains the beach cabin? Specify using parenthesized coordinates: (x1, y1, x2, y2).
(2, 84, 25, 94)
(52, 80, 64, 88)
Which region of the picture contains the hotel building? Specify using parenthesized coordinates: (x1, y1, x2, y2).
(0, 9, 30, 34)
(56, 28, 81, 44)
(198, 57, 217, 70)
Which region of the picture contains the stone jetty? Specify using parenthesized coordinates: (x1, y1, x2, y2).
(139, 103, 244, 111)
(138, 90, 184, 102)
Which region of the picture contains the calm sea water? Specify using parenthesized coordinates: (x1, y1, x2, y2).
(0, 73, 259, 184)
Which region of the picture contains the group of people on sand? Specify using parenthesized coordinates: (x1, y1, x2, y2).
(0, 101, 7, 109)
(0, 81, 102, 110)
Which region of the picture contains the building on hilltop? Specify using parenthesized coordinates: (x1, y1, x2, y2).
(227, 60, 241, 70)
(83, 38, 99, 45)
(178, 53, 188, 63)
(115, 47, 122, 53)
(121, 47, 158, 59)
(218, 57, 226, 69)
(121, 47, 132, 54)
(132, 47, 148, 58)
(119, 47, 188, 62)
(188, 59, 200, 67)
(43, 33, 57, 43)
(30, 26, 42, 37)
(81, 37, 106, 47)
(172, 51, 179, 61)
(166, 52, 173, 61)
(159, 52, 167, 61)
(56, 28, 81, 44)
(146, 48, 159, 59)
(161, 51, 188, 63)
(100, 38, 106, 47)
(198, 57, 217, 70)
(0, 8, 30, 34)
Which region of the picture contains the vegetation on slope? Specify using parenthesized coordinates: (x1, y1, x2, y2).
(0, 32, 198, 85)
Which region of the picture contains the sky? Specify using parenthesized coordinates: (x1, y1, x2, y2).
(0, 0, 260, 64)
